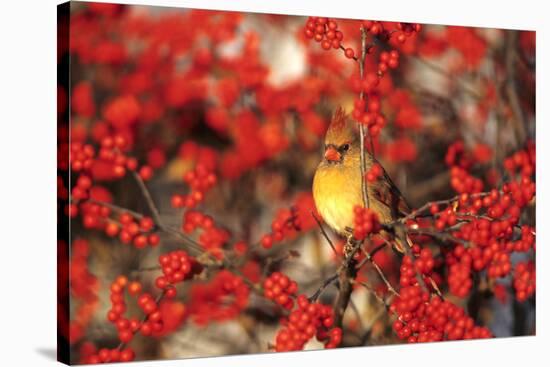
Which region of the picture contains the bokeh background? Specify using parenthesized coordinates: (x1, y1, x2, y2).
(58, 1, 535, 363)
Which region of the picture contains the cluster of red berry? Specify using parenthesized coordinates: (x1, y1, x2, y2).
(413, 248, 436, 275)
(114, 213, 160, 248)
(398, 252, 439, 290)
(351, 93, 386, 137)
(393, 22, 422, 43)
(397, 256, 416, 287)
(182, 210, 230, 257)
(80, 345, 135, 364)
(352, 22, 420, 136)
(76, 201, 109, 229)
(377, 50, 400, 75)
(260, 207, 301, 249)
(445, 141, 484, 194)
(107, 276, 149, 344)
(352, 206, 381, 240)
(303, 17, 345, 53)
(156, 250, 200, 297)
(98, 135, 150, 180)
(425, 142, 536, 301)
(188, 270, 250, 325)
(450, 166, 484, 194)
(392, 291, 492, 342)
(274, 295, 342, 351)
(302, 17, 420, 139)
(392, 243, 492, 343)
(70, 141, 95, 172)
(68, 180, 107, 221)
(364, 21, 421, 42)
(71, 175, 93, 202)
(102, 251, 199, 355)
(70, 133, 153, 182)
(513, 261, 535, 302)
(263, 272, 298, 310)
(504, 141, 535, 178)
(106, 274, 185, 349)
(171, 164, 217, 209)
(430, 205, 458, 230)
(501, 176, 536, 210)
(512, 225, 536, 252)
(445, 246, 473, 297)
(487, 251, 512, 279)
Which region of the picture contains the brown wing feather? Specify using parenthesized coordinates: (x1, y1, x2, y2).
(370, 161, 410, 220)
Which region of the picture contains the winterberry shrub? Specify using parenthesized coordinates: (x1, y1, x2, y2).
(57, 3, 535, 363)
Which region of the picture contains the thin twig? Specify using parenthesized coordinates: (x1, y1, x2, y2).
(333, 250, 356, 328)
(311, 211, 338, 256)
(390, 191, 491, 225)
(355, 280, 393, 309)
(358, 25, 370, 209)
(427, 275, 443, 300)
(131, 171, 164, 229)
(309, 273, 339, 302)
(357, 246, 398, 296)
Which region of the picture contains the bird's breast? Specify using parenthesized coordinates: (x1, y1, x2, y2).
(312, 163, 363, 235)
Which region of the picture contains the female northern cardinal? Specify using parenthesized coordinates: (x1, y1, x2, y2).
(312, 107, 411, 251)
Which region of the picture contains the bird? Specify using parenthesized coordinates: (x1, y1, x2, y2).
(312, 106, 411, 252)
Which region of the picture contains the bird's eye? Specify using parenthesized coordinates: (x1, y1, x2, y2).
(341, 144, 350, 151)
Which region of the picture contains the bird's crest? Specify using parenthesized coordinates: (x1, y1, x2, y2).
(325, 106, 356, 146)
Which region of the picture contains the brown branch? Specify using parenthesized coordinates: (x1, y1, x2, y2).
(358, 25, 370, 209)
(391, 191, 491, 225)
(309, 240, 389, 304)
(407, 228, 472, 247)
(309, 273, 339, 302)
(331, 25, 374, 329)
(333, 245, 357, 328)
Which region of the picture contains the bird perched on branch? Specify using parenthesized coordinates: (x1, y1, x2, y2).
(312, 107, 411, 252)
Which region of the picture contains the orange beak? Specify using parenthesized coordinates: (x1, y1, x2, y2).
(324, 146, 341, 162)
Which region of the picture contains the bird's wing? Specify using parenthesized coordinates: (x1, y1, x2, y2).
(371, 166, 411, 219)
